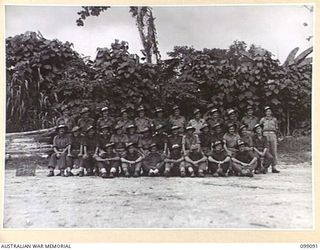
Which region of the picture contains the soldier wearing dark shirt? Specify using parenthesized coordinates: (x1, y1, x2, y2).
(110, 124, 129, 155)
(77, 107, 95, 134)
(225, 109, 241, 130)
(116, 108, 132, 133)
(138, 127, 153, 157)
(95, 143, 120, 178)
(231, 140, 257, 177)
(164, 144, 186, 177)
(69, 126, 83, 170)
(80, 126, 99, 177)
(211, 123, 225, 142)
(153, 107, 168, 132)
(167, 126, 183, 153)
(96, 106, 115, 132)
(241, 105, 259, 132)
(238, 124, 253, 151)
(207, 140, 230, 177)
(152, 124, 168, 154)
(56, 105, 76, 131)
(126, 124, 141, 146)
(142, 143, 166, 176)
(185, 144, 207, 177)
(198, 123, 212, 155)
(121, 143, 143, 177)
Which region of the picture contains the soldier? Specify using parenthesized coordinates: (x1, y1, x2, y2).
(187, 108, 206, 135)
(205, 108, 224, 129)
(252, 123, 279, 173)
(168, 105, 186, 134)
(121, 142, 143, 177)
(153, 107, 168, 132)
(110, 124, 129, 156)
(185, 144, 207, 177)
(238, 124, 253, 151)
(138, 127, 153, 157)
(79, 126, 99, 177)
(77, 107, 95, 134)
(126, 124, 141, 146)
(260, 106, 279, 166)
(98, 124, 112, 146)
(198, 123, 212, 156)
(96, 106, 115, 132)
(223, 123, 241, 157)
(225, 108, 241, 130)
(116, 108, 132, 133)
(207, 140, 230, 177)
(152, 124, 168, 154)
(231, 140, 257, 177)
(241, 105, 259, 132)
(69, 126, 83, 171)
(163, 144, 186, 177)
(142, 143, 166, 176)
(56, 105, 76, 131)
(182, 126, 200, 155)
(167, 125, 183, 153)
(211, 123, 225, 142)
(95, 143, 120, 178)
(134, 105, 153, 133)
(47, 124, 71, 177)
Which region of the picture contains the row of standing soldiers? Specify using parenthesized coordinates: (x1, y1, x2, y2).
(47, 104, 280, 178)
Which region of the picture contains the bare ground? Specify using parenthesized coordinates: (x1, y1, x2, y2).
(3, 153, 312, 229)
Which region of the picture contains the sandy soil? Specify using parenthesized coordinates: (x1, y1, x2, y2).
(3, 158, 312, 229)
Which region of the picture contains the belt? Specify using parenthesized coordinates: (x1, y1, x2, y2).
(263, 131, 276, 133)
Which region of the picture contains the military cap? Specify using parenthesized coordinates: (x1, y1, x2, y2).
(190, 144, 198, 150)
(149, 143, 157, 149)
(213, 140, 223, 147)
(100, 124, 111, 130)
(105, 142, 115, 148)
(237, 139, 245, 147)
(210, 108, 219, 114)
(212, 123, 222, 129)
(171, 144, 181, 150)
(172, 105, 180, 111)
(114, 124, 123, 131)
(264, 106, 272, 111)
(140, 127, 150, 133)
(171, 125, 180, 131)
(253, 123, 263, 131)
(80, 107, 90, 114)
(71, 126, 81, 133)
(125, 142, 135, 148)
(227, 109, 235, 116)
(126, 124, 136, 130)
(193, 108, 201, 115)
(246, 105, 253, 110)
(155, 107, 163, 113)
(239, 124, 248, 132)
(186, 125, 196, 131)
(226, 123, 236, 129)
(137, 105, 145, 112)
(86, 125, 95, 132)
(120, 108, 127, 114)
(101, 106, 109, 112)
(155, 124, 164, 131)
(56, 124, 68, 131)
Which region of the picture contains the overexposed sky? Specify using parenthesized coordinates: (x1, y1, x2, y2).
(5, 5, 314, 63)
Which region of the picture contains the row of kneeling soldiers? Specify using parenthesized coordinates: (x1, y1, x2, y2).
(47, 121, 280, 178)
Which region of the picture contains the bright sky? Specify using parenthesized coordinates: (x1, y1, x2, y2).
(5, 5, 314, 63)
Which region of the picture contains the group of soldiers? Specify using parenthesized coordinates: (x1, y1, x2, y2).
(47, 103, 280, 178)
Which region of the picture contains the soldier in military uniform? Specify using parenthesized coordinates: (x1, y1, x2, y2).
(142, 143, 166, 176)
(134, 105, 153, 133)
(138, 127, 153, 157)
(163, 144, 186, 177)
(116, 108, 132, 133)
(225, 108, 241, 130)
(231, 140, 257, 177)
(168, 105, 186, 134)
(198, 123, 212, 155)
(187, 108, 206, 135)
(152, 124, 168, 154)
(207, 140, 230, 177)
(77, 107, 95, 134)
(80, 126, 99, 177)
(95, 142, 120, 178)
(240, 105, 259, 132)
(152, 107, 168, 132)
(182, 126, 200, 155)
(126, 124, 141, 146)
(96, 106, 115, 132)
(205, 108, 224, 129)
(110, 124, 129, 156)
(69, 126, 83, 171)
(56, 105, 76, 131)
(47, 124, 71, 177)
(223, 123, 241, 157)
(185, 144, 207, 177)
(211, 123, 225, 142)
(238, 124, 253, 151)
(167, 125, 183, 153)
(121, 142, 143, 177)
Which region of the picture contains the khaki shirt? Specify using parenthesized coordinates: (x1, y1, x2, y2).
(182, 134, 200, 150)
(97, 117, 115, 130)
(241, 115, 259, 131)
(223, 133, 240, 149)
(115, 118, 132, 132)
(187, 118, 206, 134)
(169, 115, 186, 133)
(134, 117, 153, 133)
(77, 117, 95, 132)
(260, 116, 278, 132)
(53, 134, 71, 150)
(56, 115, 76, 131)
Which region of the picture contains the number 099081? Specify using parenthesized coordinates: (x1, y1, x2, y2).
(300, 244, 318, 248)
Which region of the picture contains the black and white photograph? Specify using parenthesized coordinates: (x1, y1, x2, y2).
(4, 4, 313, 229)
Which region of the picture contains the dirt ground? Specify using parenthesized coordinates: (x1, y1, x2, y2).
(3, 151, 312, 229)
